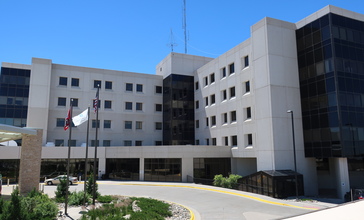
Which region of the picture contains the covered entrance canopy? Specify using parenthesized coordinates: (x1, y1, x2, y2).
(0, 124, 37, 142)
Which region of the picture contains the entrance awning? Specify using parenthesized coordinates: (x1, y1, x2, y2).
(0, 124, 37, 142)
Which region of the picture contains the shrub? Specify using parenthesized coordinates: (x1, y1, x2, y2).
(131, 197, 172, 219)
(69, 191, 90, 206)
(0, 188, 57, 220)
(97, 195, 113, 203)
(213, 174, 242, 189)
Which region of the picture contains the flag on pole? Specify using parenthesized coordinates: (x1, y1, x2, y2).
(72, 108, 89, 126)
(64, 108, 71, 131)
(93, 88, 99, 113)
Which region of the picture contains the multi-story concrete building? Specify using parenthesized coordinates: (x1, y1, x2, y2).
(1, 5, 364, 199)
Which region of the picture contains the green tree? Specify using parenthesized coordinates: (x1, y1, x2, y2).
(86, 173, 99, 197)
(55, 177, 69, 202)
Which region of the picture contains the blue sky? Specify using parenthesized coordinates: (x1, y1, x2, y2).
(1, 0, 363, 74)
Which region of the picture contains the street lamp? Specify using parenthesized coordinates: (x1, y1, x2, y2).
(287, 110, 299, 200)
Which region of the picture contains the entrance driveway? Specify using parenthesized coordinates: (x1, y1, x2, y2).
(1, 181, 348, 219)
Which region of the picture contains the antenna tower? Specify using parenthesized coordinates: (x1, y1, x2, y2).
(167, 29, 178, 52)
(182, 0, 187, 54)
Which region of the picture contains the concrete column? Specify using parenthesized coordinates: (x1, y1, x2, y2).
(333, 158, 350, 200)
(182, 158, 193, 182)
(19, 129, 42, 195)
(98, 157, 106, 179)
(139, 158, 144, 181)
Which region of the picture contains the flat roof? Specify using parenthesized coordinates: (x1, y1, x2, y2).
(0, 124, 37, 142)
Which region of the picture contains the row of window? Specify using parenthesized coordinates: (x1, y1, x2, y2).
(56, 118, 163, 130)
(53, 139, 162, 147)
(195, 107, 251, 128)
(195, 133, 253, 147)
(59, 77, 163, 94)
(196, 81, 251, 109)
(57, 97, 162, 112)
(197, 56, 249, 89)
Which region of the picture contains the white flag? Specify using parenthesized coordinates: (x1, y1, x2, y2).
(72, 108, 88, 126)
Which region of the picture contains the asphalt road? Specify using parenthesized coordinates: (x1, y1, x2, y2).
(2, 181, 341, 220)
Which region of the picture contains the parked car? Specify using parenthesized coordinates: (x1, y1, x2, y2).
(40, 171, 64, 179)
(45, 175, 78, 185)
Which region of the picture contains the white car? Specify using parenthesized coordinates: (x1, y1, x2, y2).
(45, 175, 78, 185)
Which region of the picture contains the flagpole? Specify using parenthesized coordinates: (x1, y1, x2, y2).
(92, 85, 100, 205)
(83, 106, 90, 206)
(65, 99, 73, 215)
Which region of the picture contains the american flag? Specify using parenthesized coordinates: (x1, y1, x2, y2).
(93, 87, 99, 113)
(64, 108, 71, 131)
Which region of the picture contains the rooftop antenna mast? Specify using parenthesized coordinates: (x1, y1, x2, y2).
(182, 0, 187, 54)
(167, 29, 178, 52)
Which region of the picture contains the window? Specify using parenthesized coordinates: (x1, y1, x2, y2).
(136, 102, 143, 111)
(125, 102, 132, 110)
(136, 84, 143, 92)
(135, 141, 142, 146)
(56, 118, 64, 127)
(222, 90, 227, 101)
(247, 134, 253, 146)
(155, 122, 162, 130)
(136, 121, 143, 130)
(224, 136, 229, 146)
(124, 140, 132, 146)
(210, 73, 215, 84)
(156, 86, 162, 94)
(195, 140, 200, 145)
(204, 77, 208, 86)
(205, 97, 208, 107)
(230, 111, 237, 122)
(55, 139, 64, 146)
(229, 63, 235, 75)
(103, 140, 111, 147)
(229, 87, 236, 98)
(211, 116, 216, 127)
(195, 100, 199, 109)
(206, 117, 209, 127)
(221, 67, 226, 78)
(155, 104, 162, 112)
(58, 97, 66, 106)
(222, 113, 228, 124)
(72, 98, 78, 107)
(210, 94, 215, 105)
(104, 120, 111, 128)
(92, 120, 100, 128)
(244, 56, 249, 68)
(195, 82, 199, 90)
(232, 135, 238, 146)
(91, 140, 99, 147)
(125, 121, 132, 129)
(206, 139, 210, 145)
(94, 80, 101, 88)
(104, 100, 112, 109)
(212, 138, 217, 146)
(246, 107, 251, 120)
(155, 141, 162, 146)
(105, 81, 112, 90)
(71, 78, 79, 87)
(59, 77, 67, 86)
(195, 120, 199, 128)
(244, 81, 250, 93)
(126, 83, 133, 91)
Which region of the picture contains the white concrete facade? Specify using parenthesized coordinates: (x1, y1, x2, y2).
(2, 5, 364, 198)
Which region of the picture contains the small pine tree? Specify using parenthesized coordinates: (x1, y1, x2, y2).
(86, 173, 99, 198)
(55, 178, 69, 202)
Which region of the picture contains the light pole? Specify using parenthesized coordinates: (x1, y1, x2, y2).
(287, 110, 299, 200)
